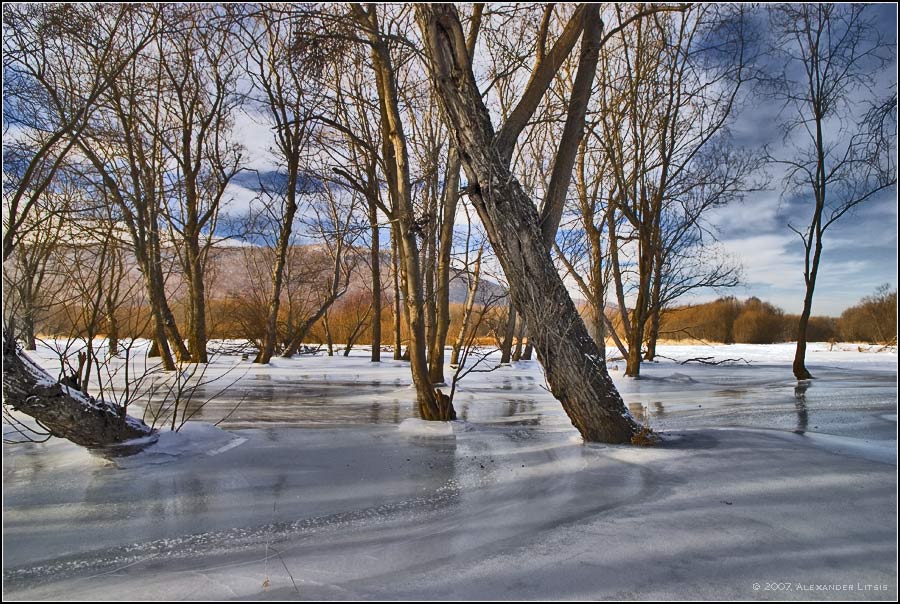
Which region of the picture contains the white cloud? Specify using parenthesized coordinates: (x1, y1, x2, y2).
(232, 110, 278, 172)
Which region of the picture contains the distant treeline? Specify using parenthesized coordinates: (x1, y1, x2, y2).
(32, 283, 897, 349)
(655, 286, 897, 345)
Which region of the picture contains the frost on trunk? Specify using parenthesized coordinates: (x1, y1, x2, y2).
(416, 6, 640, 443)
(2, 333, 154, 447)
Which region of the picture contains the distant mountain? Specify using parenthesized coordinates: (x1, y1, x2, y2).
(204, 244, 506, 306)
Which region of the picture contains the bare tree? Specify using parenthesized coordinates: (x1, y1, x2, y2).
(68, 4, 195, 370)
(3, 332, 154, 446)
(156, 5, 244, 364)
(1, 5, 160, 446)
(325, 36, 391, 364)
(1, 4, 160, 260)
(768, 3, 897, 379)
(589, 4, 753, 375)
(350, 4, 456, 421)
(238, 4, 327, 364)
(281, 185, 362, 357)
(2, 184, 70, 350)
(416, 4, 645, 442)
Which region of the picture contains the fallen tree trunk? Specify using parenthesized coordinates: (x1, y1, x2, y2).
(2, 333, 154, 447)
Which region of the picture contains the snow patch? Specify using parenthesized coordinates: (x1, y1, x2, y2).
(397, 418, 454, 437)
(113, 422, 245, 468)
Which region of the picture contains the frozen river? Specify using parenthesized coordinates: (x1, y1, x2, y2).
(3, 343, 897, 600)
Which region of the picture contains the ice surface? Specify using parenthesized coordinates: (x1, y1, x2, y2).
(3, 342, 896, 600)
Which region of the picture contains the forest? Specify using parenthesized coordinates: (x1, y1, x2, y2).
(4, 3, 894, 441)
(2, 4, 897, 600)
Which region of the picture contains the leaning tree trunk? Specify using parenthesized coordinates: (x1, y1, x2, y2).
(186, 256, 209, 364)
(3, 333, 154, 447)
(625, 241, 653, 377)
(417, 6, 639, 443)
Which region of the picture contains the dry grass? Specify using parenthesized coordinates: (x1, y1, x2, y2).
(630, 425, 660, 447)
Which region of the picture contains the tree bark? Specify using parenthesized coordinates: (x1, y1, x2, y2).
(22, 313, 37, 352)
(521, 341, 534, 361)
(793, 236, 822, 380)
(794, 86, 827, 381)
(417, 5, 639, 443)
(323, 311, 334, 356)
(512, 317, 525, 361)
(185, 243, 209, 364)
(106, 307, 119, 357)
(644, 254, 664, 362)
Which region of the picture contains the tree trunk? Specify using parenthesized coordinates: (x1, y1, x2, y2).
(423, 207, 438, 378)
(3, 333, 154, 447)
(141, 267, 177, 371)
(136, 234, 189, 369)
(187, 256, 208, 364)
(512, 317, 525, 361)
(390, 226, 403, 360)
(369, 199, 382, 362)
(592, 305, 607, 363)
(450, 246, 482, 367)
(21, 314, 37, 352)
(644, 262, 663, 362)
(256, 188, 298, 364)
(359, 4, 453, 421)
(793, 236, 823, 380)
(606, 213, 634, 366)
(429, 147, 461, 383)
(521, 341, 534, 361)
(323, 312, 334, 356)
(625, 236, 654, 377)
(417, 5, 639, 442)
(106, 298, 119, 357)
(500, 306, 517, 364)
(794, 106, 828, 380)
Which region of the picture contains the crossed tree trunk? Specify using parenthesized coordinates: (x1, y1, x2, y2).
(416, 5, 640, 443)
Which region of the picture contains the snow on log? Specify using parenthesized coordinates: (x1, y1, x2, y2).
(2, 333, 155, 447)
